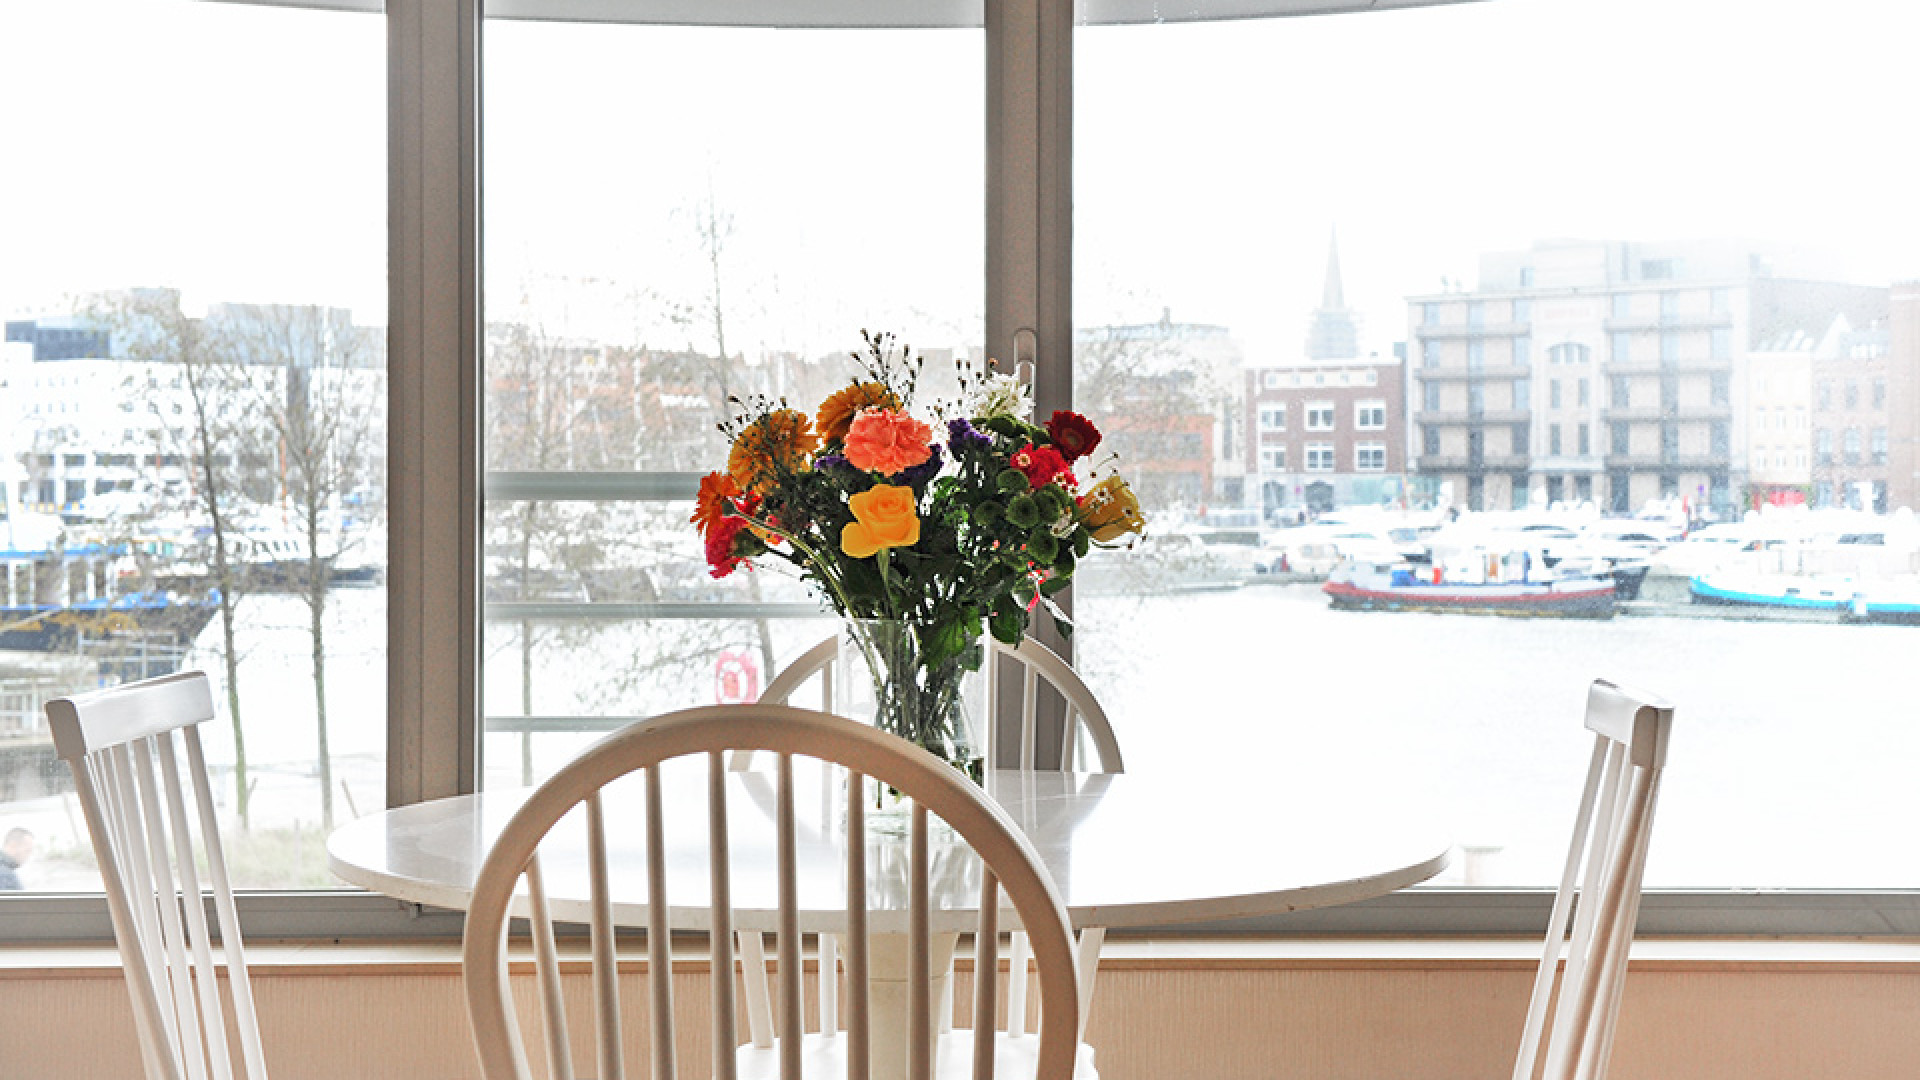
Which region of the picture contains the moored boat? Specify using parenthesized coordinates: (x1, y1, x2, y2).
(0, 590, 222, 653)
(1690, 570, 1920, 626)
(1324, 557, 1616, 618)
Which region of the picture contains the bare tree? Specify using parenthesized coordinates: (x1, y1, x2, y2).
(89, 288, 264, 828)
(221, 303, 379, 830)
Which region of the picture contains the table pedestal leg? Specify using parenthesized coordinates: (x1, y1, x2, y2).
(864, 930, 958, 1080)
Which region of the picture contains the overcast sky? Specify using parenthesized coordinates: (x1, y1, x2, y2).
(3, 0, 1916, 365)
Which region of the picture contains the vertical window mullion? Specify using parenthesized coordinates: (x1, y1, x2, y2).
(388, 0, 484, 804)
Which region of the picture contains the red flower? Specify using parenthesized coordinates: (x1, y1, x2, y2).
(705, 514, 752, 578)
(1009, 443, 1069, 490)
(1045, 410, 1102, 462)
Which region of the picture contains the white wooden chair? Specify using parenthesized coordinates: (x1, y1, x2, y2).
(757, 635, 1116, 1069)
(45, 670, 269, 1080)
(1513, 678, 1676, 1080)
(461, 702, 1084, 1080)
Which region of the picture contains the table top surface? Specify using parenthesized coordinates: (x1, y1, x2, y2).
(327, 761, 1451, 932)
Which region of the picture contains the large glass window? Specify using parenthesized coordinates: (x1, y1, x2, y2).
(1075, 0, 1920, 894)
(479, 19, 983, 787)
(0, 0, 386, 893)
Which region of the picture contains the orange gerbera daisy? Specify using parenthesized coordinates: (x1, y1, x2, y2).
(690, 471, 742, 536)
(727, 408, 820, 493)
(816, 381, 900, 443)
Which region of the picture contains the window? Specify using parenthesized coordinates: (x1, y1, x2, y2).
(1712, 420, 1730, 457)
(1305, 443, 1335, 471)
(1422, 301, 1440, 326)
(1546, 475, 1563, 503)
(1660, 291, 1680, 318)
(1512, 378, 1530, 410)
(1355, 442, 1386, 471)
(1262, 371, 1280, 387)
(1845, 381, 1860, 409)
(1467, 301, 1485, 328)
(1511, 423, 1529, 456)
(1578, 423, 1590, 455)
(1712, 287, 1731, 314)
(1422, 339, 1442, 368)
(1513, 334, 1530, 366)
(1611, 293, 1632, 319)
(1816, 428, 1834, 464)
(1611, 422, 1631, 456)
(1550, 380, 1562, 409)
(1711, 372, 1731, 406)
(1259, 404, 1287, 430)
(1844, 427, 1862, 465)
(1306, 401, 1335, 430)
(2, 0, 1903, 948)
(1354, 400, 1386, 429)
(0, 1, 389, 895)
(1610, 332, 1631, 363)
(1874, 379, 1887, 408)
(1260, 446, 1286, 471)
(1548, 342, 1589, 366)
(1467, 339, 1485, 370)
(1873, 427, 1888, 465)
(1468, 381, 1486, 416)
(1819, 381, 1833, 409)
(1660, 332, 1680, 366)
(1577, 377, 1589, 406)
(1611, 375, 1632, 409)
(1710, 326, 1731, 360)
(1512, 297, 1531, 322)
(1423, 381, 1442, 411)
(1422, 426, 1441, 456)
(1549, 424, 1562, 455)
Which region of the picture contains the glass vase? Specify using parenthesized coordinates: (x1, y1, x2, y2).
(832, 618, 986, 782)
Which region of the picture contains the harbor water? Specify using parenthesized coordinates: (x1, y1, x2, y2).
(5, 580, 1914, 892)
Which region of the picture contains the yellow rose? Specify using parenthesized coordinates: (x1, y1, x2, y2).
(841, 484, 921, 558)
(1078, 475, 1147, 543)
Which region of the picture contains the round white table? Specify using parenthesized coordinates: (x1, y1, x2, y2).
(327, 762, 1451, 931)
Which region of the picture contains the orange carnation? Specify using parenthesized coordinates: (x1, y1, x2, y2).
(727, 408, 819, 493)
(816, 381, 901, 444)
(843, 408, 933, 477)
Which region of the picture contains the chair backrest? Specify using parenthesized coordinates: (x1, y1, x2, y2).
(1513, 678, 1675, 1080)
(45, 670, 268, 1080)
(461, 702, 1082, 1080)
(760, 636, 1124, 774)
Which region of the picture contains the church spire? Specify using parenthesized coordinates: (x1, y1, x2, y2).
(1322, 228, 1346, 311)
(1305, 227, 1360, 361)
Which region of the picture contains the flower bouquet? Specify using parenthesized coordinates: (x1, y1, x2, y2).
(693, 331, 1146, 773)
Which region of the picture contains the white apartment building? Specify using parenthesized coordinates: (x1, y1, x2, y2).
(1406, 239, 1887, 517)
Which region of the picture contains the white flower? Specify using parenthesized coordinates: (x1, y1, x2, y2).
(969, 372, 1032, 422)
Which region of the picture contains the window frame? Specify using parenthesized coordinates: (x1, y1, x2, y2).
(8, 0, 1910, 946)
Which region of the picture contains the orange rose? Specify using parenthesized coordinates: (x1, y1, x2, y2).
(843, 408, 933, 476)
(841, 484, 921, 558)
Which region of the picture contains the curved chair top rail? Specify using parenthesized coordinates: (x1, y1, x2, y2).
(760, 634, 1125, 773)
(1583, 678, 1675, 768)
(44, 670, 215, 761)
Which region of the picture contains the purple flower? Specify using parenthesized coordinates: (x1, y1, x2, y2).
(814, 453, 854, 473)
(898, 444, 944, 487)
(946, 418, 991, 452)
